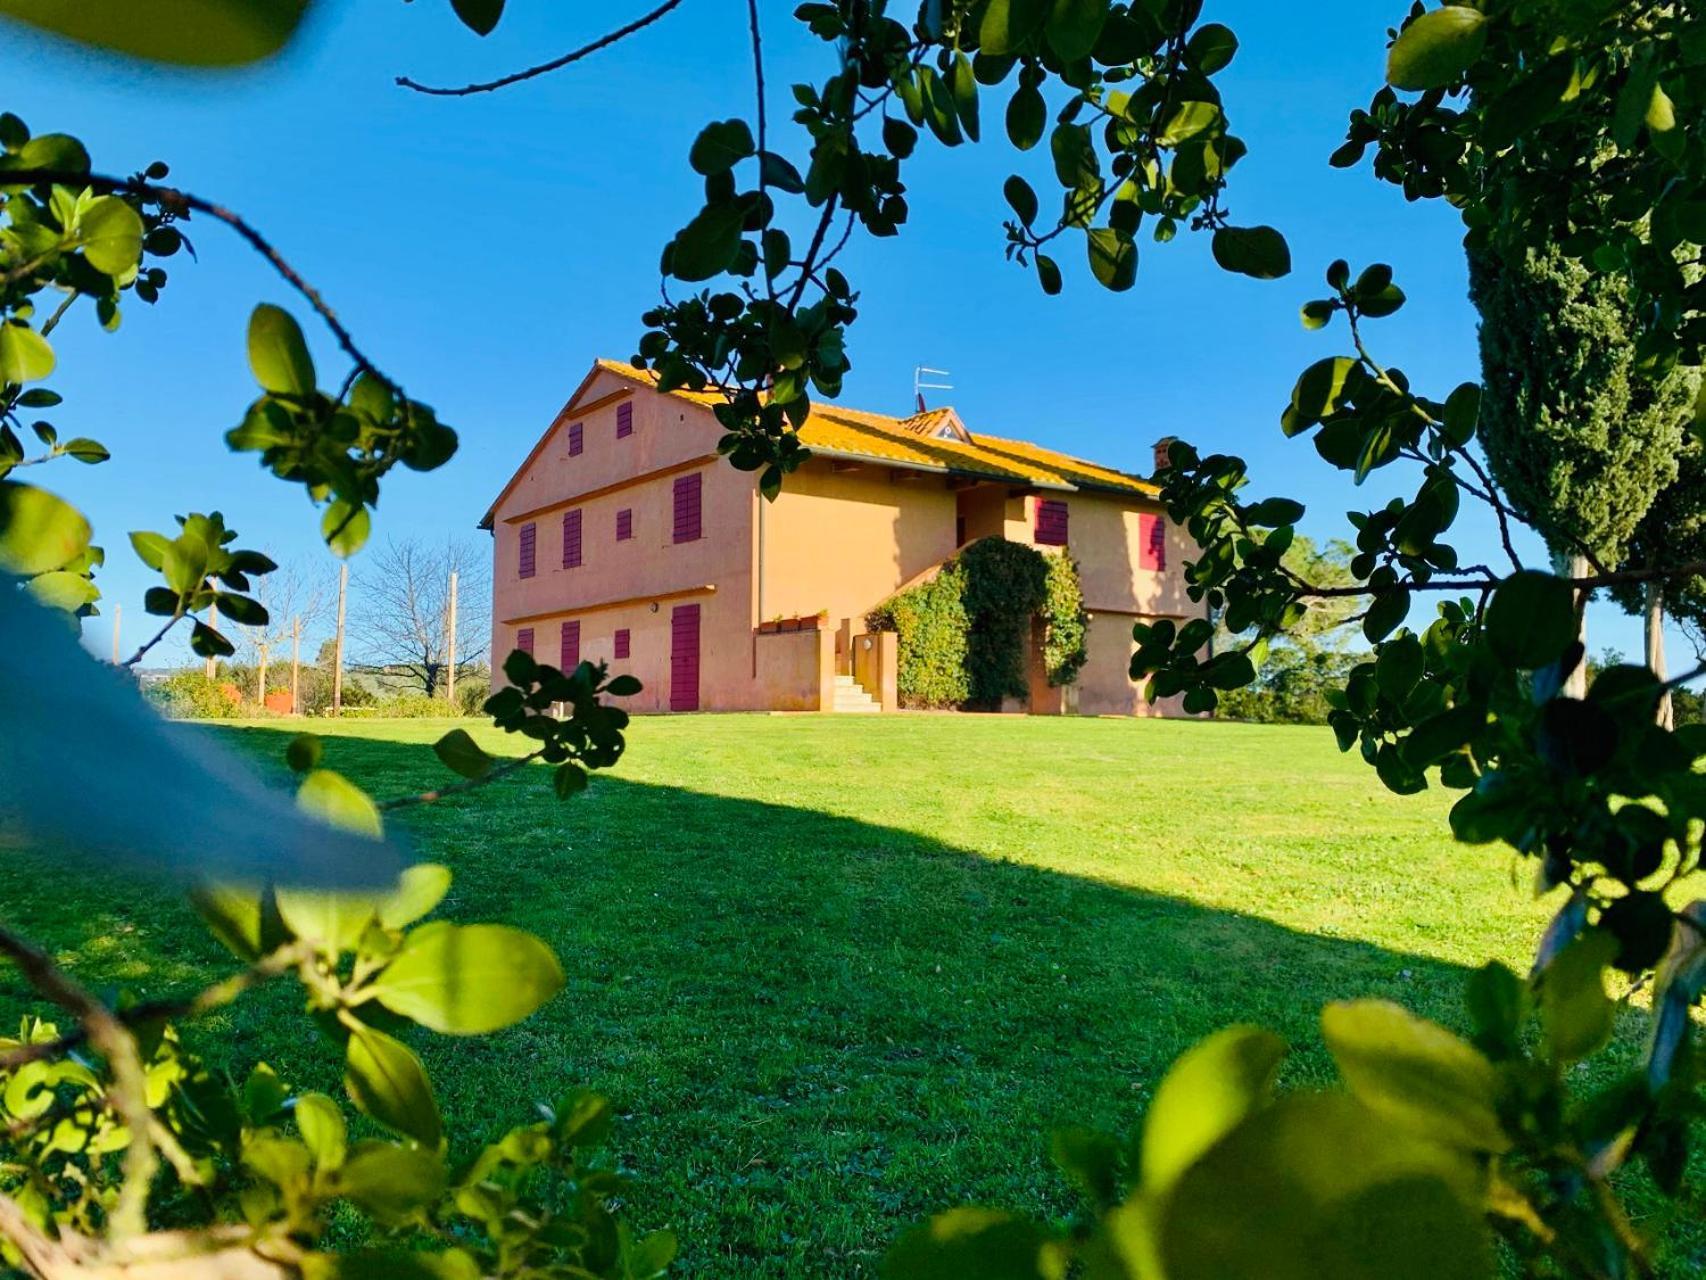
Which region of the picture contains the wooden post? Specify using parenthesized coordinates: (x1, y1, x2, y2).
(446, 569, 458, 710)
(1647, 578, 1673, 730)
(111, 603, 121, 665)
(291, 615, 302, 715)
(333, 562, 348, 716)
(257, 641, 269, 708)
(205, 600, 219, 680)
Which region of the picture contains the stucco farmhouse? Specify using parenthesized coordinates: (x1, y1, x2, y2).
(482, 360, 1204, 715)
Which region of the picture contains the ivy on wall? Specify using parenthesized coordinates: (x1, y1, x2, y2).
(868, 539, 1089, 710)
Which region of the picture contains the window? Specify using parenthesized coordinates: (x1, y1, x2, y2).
(516, 626, 534, 655)
(1139, 513, 1167, 571)
(616, 508, 633, 541)
(562, 509, 582, 568)
(518, 522, 536, 578)
(560, 619, 580, 670)
(673, 472, 702, 543)
(616, 401, 633, 438)
(1035, 499, 1069, 546)
(567, 421, 584, 456)
(614, 628, 631, 660)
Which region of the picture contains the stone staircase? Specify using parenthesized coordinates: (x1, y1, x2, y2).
(830, 673, 881, 714)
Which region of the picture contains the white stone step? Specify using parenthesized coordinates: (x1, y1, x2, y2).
(830, 674, 881, 713)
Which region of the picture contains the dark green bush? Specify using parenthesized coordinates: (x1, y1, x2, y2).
(959, 538, 1048, 707)
(1040, 551, 1089, 687)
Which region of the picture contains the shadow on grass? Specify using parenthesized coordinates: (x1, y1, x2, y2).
(0, 722, 1486, 1279)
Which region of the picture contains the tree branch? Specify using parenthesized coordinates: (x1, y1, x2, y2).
(395, 0, 689, 96)
(377, 751, 542, 811)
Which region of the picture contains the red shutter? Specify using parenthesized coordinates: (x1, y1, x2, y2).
(518, 522, 536, 578)
(1035, 499, 1069, 546)
(670, 603, 700, 711)
(673, 472, 703, 543)
(613, 628, 631, 660)
(568, 421, 584, 456)
(1139, 513, 1167, 571)
(562, 509, 582, 568)
(616, 508, 633, 541)
(616, 402, 633, 438)
(560, 619, 580, 670)
(516, 627, 534, 655)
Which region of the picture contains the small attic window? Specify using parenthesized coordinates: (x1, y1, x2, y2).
(935, 425, 958, 440)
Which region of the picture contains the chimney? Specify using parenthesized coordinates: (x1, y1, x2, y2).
(1152, 435, 1180, 475)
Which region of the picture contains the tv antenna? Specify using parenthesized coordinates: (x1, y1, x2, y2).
(913, 365, 953, 412)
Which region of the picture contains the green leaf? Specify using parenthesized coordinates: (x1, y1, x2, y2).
(1045, 0, 1108, 63)
(377, 863, 452, 930)
(1287, 356, 1358, 429)
(0, 0, 311, 66)
(294, 1092, 347, 1170)
(1485, 570, 1574, 669)
(449, 0, 503, 35)
(689, 119, 755, 176)
(1540, 931, 1617, 1064)
(1300, 299, 1335, 330)
(1140, 1025, 1286, 1195)
(606, 673, 643, 697)
(949, 53, 980, 141)
(285, 733, 322, 773)
(321, 500, 371, 558)
(26, 569, 98, 612)
(1321, 1001, 1509, 1152)
(1005, 81, 1046, 150)
(247, 303, 316, 397)
(344, 1022, 441, 1148)
(1440, 382, 1480, 447)
(368, 922, 565, 1035)
(554, 761, 588, 799)
(1211, 225, 1292, 280)
(1036, 254, 1062, 296)
(77, 196, 143, 276)
(1386, 6, 1488, 92)
(1185, 22, 1238, 73)
(1086, 228, 1137, 292)
(432, 727, 492, 779)
(1156, 101, 1220, 147)
(0, 481, 89, 575)
(1363, 590, 1408, 644)
(60, 437, 109, 464)
(980, 0, 1048, 56)
(1464, 961, 1525, 1058)
(297, 768, 382, 839)
(334, 1140, 447, 1226)
(667, 202, 744, 282)
(0, 323, 55, 385)
(1161, 1093, 1491, 1280)
(886, 1206, 1052, 1280)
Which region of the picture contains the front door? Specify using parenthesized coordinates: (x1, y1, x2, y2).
(670, 603, 700, 712)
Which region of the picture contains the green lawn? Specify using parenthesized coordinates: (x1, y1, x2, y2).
(0, 714, 1695, 1274)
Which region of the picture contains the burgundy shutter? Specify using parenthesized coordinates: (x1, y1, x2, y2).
(1140, 514, 1167, 571)
(673, 472, 703, 543)
(560, 619, 580, 670)
(614, 628, 631, 660)
(518, 522, 537, 578)
(568, 421, 584, 456)
(670, 604, 700, 710)
(616, 402, 633, 438)
(616, 508, 633, 541)
(1035, 499, 1069, 546)
(516, 627, 534, 655)
(562, 509, 582, 568)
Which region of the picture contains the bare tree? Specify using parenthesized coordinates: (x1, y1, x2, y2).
(352, 538, 490, 697)
(234, 560, 332, 708)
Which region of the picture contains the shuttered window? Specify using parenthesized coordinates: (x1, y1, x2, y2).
(562, 509, 582, 568)
(673, 472, 703, 543)
(1035, 499, 1069, 546)
(616, 402, 633, 438)
(1139, 513, 1167, 571)
(518, 522, 536, 578)
(568, 421, 584, 456)
(516, 627, 534, 655)
(614, 628, 631, 660)
(616, 508, 633, 541)
(560, 619, 580, 670)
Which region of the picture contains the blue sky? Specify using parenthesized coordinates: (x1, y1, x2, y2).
(3, 2, 1677, 668)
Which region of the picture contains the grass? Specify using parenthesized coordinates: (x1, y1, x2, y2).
(0, 713, 1697, 1275)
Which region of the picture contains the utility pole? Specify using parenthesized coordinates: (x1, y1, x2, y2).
(446, 569, 458, 709)
(291, 615, 302, 715)
(257, 640, 269, 708)
(111, 603, 121, 665)
(205, 600, 219, 680)
(332, 562, 348, 716)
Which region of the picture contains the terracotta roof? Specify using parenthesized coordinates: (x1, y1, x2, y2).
(592, 359, 1157, 498)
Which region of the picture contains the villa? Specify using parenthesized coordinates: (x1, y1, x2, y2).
(481, 360, 1202, 715)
